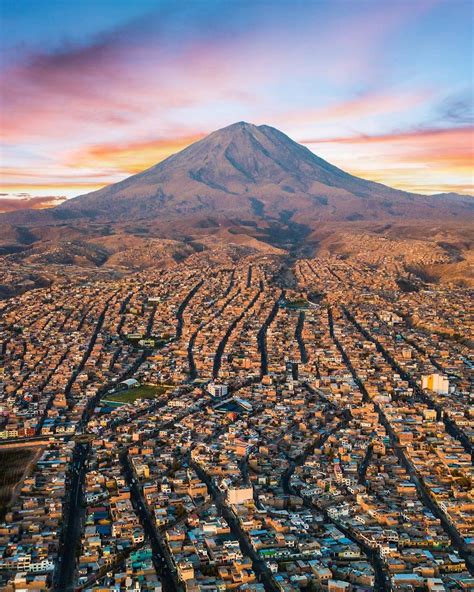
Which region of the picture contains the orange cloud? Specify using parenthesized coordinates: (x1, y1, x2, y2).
(0, 135, 206, 201)
(0, 195, 67, 213)
(71, 134, 205, 174)
(301, 126, 474, 193)
(303, 125, 472, 146)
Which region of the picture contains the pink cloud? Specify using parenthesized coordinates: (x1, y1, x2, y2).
(281, 90, 432, 127)
(301, 126, 473, 169)
(1, 0, 460, 197)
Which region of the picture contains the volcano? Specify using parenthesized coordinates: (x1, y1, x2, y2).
(2, 122, 473, 229)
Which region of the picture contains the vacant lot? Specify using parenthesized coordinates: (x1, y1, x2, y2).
(103, 384, 171, 404)
(0, 446, 40, 519)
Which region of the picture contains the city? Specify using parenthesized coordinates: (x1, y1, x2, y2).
(0, 252, 472, 591)
(0, 2, 472, 591)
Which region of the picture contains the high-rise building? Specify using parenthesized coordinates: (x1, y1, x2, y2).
(208, 382, 228, 397)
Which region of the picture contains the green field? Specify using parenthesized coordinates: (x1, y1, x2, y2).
(103, 384, 170, 404)
(284, 298, 310, 309)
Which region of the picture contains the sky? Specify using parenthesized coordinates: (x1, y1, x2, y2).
(0, 0, 473, 211)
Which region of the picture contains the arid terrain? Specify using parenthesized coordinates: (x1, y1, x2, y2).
(0, 123, 472, 298)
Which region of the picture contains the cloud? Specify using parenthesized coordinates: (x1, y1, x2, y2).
(282, 89, 431, 127)
(301, 125, 474, 194)
(70, 133, 205, 174)
(0, 0, 434, 143)
(0, 10, 266, 143)
(436, 92, 474, 126)
(0, 0, 470, 198)
(302, 126, 473, 167)
(0, 194, 67, 213)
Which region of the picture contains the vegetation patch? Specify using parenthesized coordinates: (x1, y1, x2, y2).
(283, 297, 311, 309)
(103, 384, 171, 404)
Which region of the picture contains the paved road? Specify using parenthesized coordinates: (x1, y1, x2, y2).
(358, 443, 374, 484)
(213, 284, 263, 379)
(257, 291, 284, 377)
(54, 443, 89, 592)
(121, 451, 179, 592)
(295, 311, 308, 364)
(333, 308, 474, 575)
(192, 460, 280, 592)
(176, 280, 203, 340)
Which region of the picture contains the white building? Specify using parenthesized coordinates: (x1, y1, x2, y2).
(208, 382, 228, 397)
(422, 373, 449, 395)
(227, 486, 253, 505)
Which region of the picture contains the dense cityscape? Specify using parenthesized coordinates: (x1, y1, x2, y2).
(0, 252, 472, 592)
(1, 0, 473, 590)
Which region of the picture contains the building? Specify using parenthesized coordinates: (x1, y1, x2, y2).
(119, 378, 140, 390)
(208, 382, 228, 397)
(422, 373, 449, 395)
(227, 487, 253, 505)
(328, 580, 352, 592)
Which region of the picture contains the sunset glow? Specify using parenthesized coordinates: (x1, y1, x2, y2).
(1, 0, 472, 209)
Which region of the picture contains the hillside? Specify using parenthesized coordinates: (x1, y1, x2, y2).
(0, 122, 472, 294)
